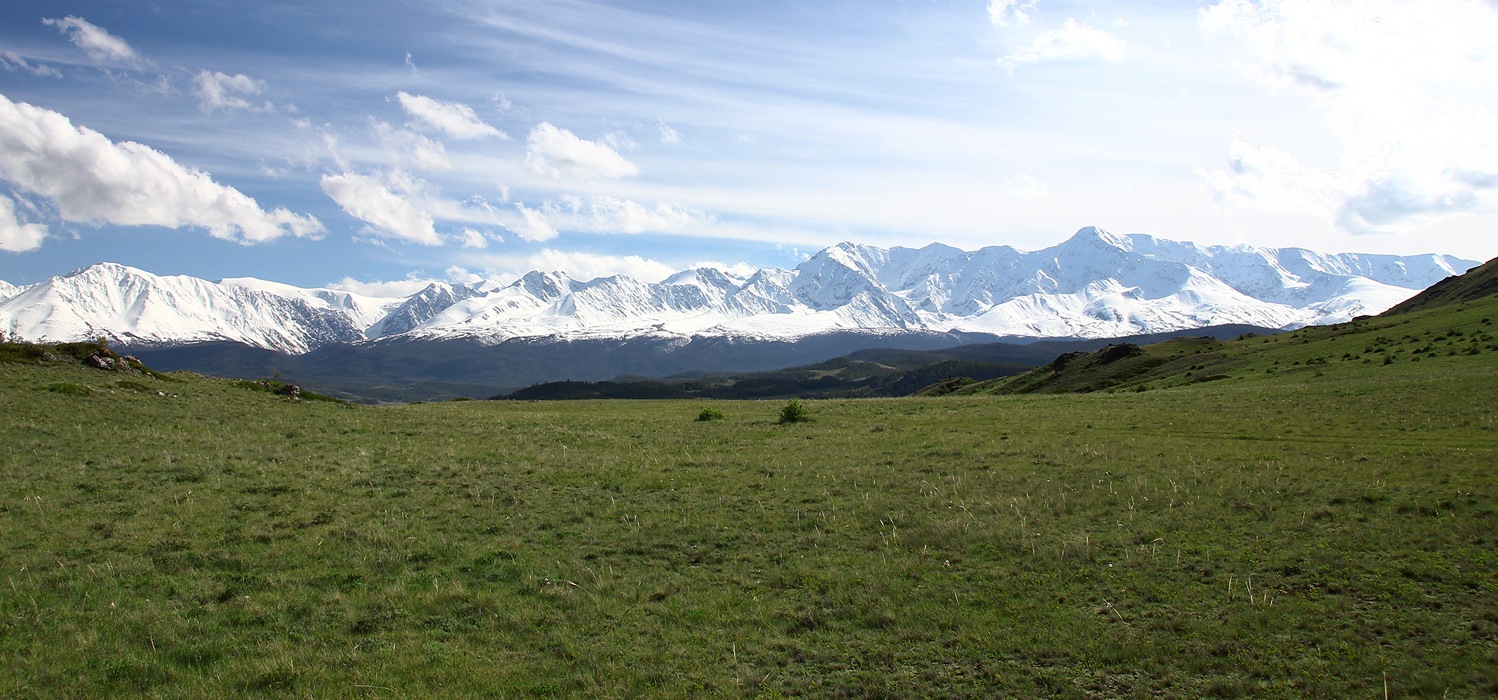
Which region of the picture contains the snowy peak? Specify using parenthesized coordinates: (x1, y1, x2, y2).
(1065, 225, 1134, 252)
(0, 278, 22, 302)
(513, 270, 574, 301)
(219, 276, 403, 334)
(375, 282, 482, 337)
(1, 263, 365, 353)
(0, 230, 1481, 353)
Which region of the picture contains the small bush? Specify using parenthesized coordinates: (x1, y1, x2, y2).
(44, 382, 93, 396)
(778, 399, 810, 424)
(696, 407, 725, 422)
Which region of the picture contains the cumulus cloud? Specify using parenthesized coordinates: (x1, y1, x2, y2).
(0, 93, 323, 244)
(42, 16, 139, 66)
(0, 52, 62, 78)
(988, 0, 1038, 27)
(396, 92, 507, 140)
(0, 195, 48, 253)
(195, 71, 270, 113)
(1001, 19, 1127, 69)
(525, 123, 641, 179)
(1202, 0, 1498, 234)
(320, 172, 443, 246)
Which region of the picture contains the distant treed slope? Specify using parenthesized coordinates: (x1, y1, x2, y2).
(495, 324, 1276, 401)
(0, 229, 1477, 352)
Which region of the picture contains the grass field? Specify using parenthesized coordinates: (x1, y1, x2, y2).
(1, 300, 1496, 697)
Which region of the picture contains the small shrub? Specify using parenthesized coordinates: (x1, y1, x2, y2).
(44, 382, 93, 396)
(696, 407, 725, 422)
(778, 399, 810, 424)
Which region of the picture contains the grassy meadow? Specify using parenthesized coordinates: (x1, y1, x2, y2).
(1, 300, 1496, 697)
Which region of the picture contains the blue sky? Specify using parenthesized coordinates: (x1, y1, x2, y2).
(2, 0, 1495, 294)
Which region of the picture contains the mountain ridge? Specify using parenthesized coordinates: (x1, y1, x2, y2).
(0, 227, 1478, 353)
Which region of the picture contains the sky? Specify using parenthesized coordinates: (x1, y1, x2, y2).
(1, 0, 1496, 295)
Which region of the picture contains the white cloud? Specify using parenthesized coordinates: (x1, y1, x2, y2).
(511, 202, 559, 242)
(42, 16, 140, 66)
(561, 195, 709, 234)
(1202, 0, 1363, 94)
(327, 275, 437, 298)
(445, 265, 484, 285)
(195, 71, 271, 113)
(1337, 177, 1482, 235)
(396, 92, 507, 140)
(476, 249, 676, 284)
(459, 227, 491, 249)
(0, 52, 62, 78)
(988, 0, 1037, 27)
(603, 130, 637, 151)
(1202, 0, 1498, 235)
(658, 120, 682, 144)
(0, 195, 48, 253)
(0, 93, 323, 244)
(1198, 137, 1328, 213)
(525, 122, 641, 179)
(372, 120, 452, 171)
(1006, 174, 1049, 201)
(1001, 19, 1127, 69)
(319, 172, 443, 245)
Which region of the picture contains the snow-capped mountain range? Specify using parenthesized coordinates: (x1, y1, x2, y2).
(0, 227, 1478, 354)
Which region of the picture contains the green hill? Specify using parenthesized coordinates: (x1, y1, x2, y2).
(1384, 256, 1498, 315)
(944, 258, 1498, 397)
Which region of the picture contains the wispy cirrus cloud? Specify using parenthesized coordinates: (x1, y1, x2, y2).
(1000, 19, 1127, 70)
(195, 71, 271, 113)
(0, 93, 322, 245)
(0, 51, 62, 79)
(558, 195, 709, 235)
(657, 120, 682, 144)
(371, 120, 453, 172)
(510, 202, 559, 242)
(460, 248, 677, 284)
(396, 92, 507, 140)
(42, 16, 140, 66)
(987, 0, 1037, 27)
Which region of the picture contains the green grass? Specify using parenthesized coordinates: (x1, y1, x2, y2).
(1, 325, 1496, 697)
